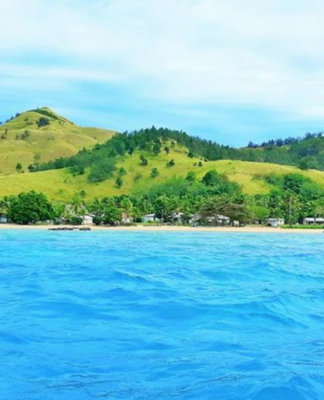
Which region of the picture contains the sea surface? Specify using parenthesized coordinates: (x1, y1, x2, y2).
(0, 230, 324, 399)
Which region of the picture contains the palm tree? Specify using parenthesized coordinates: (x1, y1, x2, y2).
(120, 198, 134, 223)
(282, 191, 300, 226)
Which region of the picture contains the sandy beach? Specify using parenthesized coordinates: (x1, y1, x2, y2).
(0, 224, 323, 233)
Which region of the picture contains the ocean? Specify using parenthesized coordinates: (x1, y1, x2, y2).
(0, 230, 324, 399)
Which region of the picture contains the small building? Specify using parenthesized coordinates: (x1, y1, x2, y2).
(193, 214, 230, 225)
(303, 217, 324, 225)
(0, 215, 7, 224)
(142, 214, 159, 223)
(206, 215, 230, 225)
(121, 213, 134, 224)
(267, 218, 285, 228)
(82, 214, 94, 225)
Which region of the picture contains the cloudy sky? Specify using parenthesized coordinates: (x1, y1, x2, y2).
(1, 0, 324, 146)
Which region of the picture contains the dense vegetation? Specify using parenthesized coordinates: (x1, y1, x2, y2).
(1, 171, 324, 226)
(34, 127, 324, 183)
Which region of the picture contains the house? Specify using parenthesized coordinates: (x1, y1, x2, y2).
(142, 214, 159, 223)
(267, 218, 285, 227)
(82, 214, 94, 225)
(192, 214, 230, 225)
(303, 217, 324, 225)
(121, 213, 134, 224)
(0, 215, 7, 224)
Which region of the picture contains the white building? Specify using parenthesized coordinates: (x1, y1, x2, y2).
(142, 214, 159, 223)
(267, 218, 285, 227)
(303, 217, 324, 225)
(82, 214, 94, 225)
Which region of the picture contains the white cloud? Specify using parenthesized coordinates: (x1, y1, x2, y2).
(1, 0, 324, 129)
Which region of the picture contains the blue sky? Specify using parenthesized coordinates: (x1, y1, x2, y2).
(1, 0, 324, 147)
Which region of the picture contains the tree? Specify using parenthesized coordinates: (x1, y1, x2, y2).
(199, 196, 251, 226)
(21, 130, 30, 140)
(250, 205, 269, 223)
(103, 205, 122, 225)
(164, 146, 170, 154)
(8, 191, 54, 224)
(140, 155, 148, 166)
(71, 195, 85, 221)
(120, 198, 134, 221)
(166, 159, 175, 168)
(202, 170, 223, 186)
(37, 117, 50, 127)
(188, 151, 194, 158)
(16, 162, 22, 173)
(186, 171, 196, 182)
(153, 141, 162, 155)
(118, 167, 127, 176)
(151, 168, 159, 178)
(282, 191, 301, 226)
(116, 177, 123, 188)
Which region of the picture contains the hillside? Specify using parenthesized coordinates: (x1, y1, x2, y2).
(1, 114, 324, 203)
(1, 143, 324, 201)
(0, 107, 115, 174)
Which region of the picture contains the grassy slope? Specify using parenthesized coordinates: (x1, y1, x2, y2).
(1, 144, 324, 201)
(0, 107, 115, 174)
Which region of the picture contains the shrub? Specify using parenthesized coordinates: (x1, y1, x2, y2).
(37, 117, 50, 127)
(151, 168, 159, 178)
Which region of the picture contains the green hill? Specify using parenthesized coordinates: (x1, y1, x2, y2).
(1, 143, 324, 201)
(0, 107, 115, 174)
(2, 113, 324, 203)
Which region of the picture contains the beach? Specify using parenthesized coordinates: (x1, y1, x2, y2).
(0, 224, 323, 233)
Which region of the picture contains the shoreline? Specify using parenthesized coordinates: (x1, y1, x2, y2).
(0, 224, 323, 233)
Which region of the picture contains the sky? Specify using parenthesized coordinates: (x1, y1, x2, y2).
(1, 0, 324, 146)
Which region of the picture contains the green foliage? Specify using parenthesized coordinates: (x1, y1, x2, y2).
(140, 155, 148, 166)
(31, 108, 60, 120)
(16, 162, 22, 173)
(151, 167, 160, 178)
(202, 170, 224, 186)
(67, 216, 83, 225)
(118, 167, 127, 176)
(199, 195, 252, 225)
(7, 191, 54, 224)
(88, 159, 116, 183)
(166, 159, 175, 168)
(186, 171, 196, 182)
(21, 130, 30, 140)
(152, 140, 162, 155)
(115, 177, 123, 188)
(93, 216, 103, 225)
(70, 165, 85, 176)
(249, 205, 269, 221)
(37, 117, 50, 128)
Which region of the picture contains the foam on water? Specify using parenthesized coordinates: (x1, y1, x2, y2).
(0, 230, 324, 399)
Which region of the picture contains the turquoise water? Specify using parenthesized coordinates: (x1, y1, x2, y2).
(1, 231, 324, 399)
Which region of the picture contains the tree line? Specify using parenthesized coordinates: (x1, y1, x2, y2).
(1, 171, 324, 226)
(27, 127, 324, 182)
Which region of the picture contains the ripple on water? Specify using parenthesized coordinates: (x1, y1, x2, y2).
(0, 231, 324, 399)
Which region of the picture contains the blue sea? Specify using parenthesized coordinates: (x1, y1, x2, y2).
(1, 230, 324, 399)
